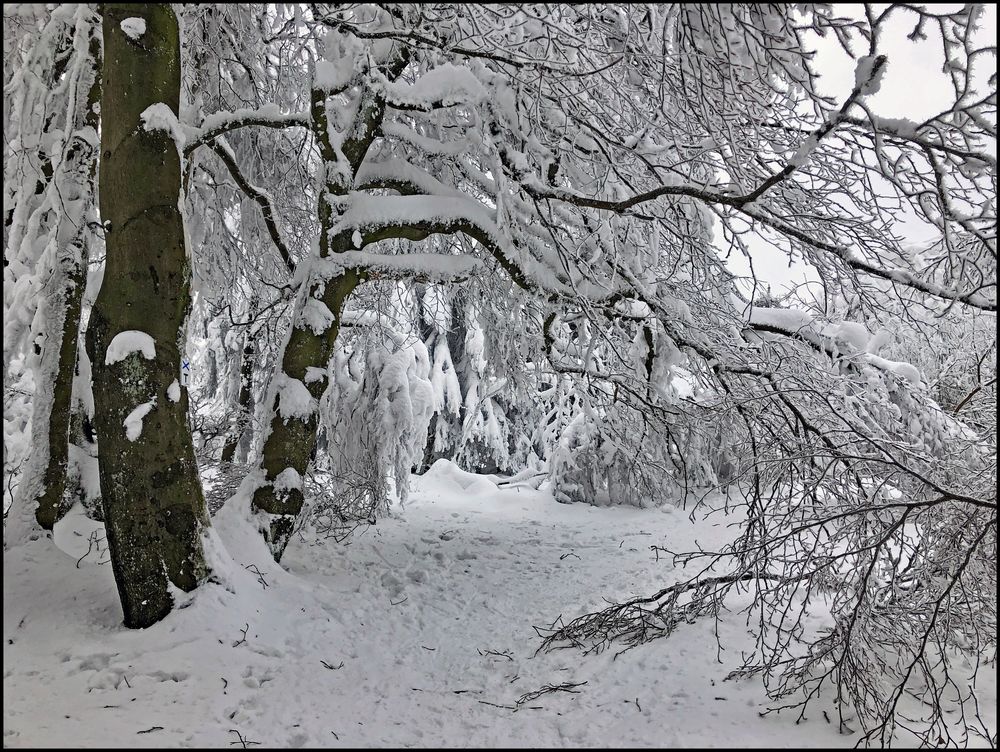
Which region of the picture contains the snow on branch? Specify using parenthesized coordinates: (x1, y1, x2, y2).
(320, 194, 547, 292)
(184, 105, 310, 156)
(334, 250, 484, 282)
(747, 306, 923, 384)
(354, 158, 468, 199)
(380, 63, 486, 111)
(333, 194, 496, 235)
(140, 103, 189, 153)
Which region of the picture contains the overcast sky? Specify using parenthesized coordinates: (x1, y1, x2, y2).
(725, 3, 997, 302)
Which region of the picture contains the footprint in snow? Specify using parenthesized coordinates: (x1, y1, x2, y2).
(406, 568, 429, 584)
(380, 572, 405, 598)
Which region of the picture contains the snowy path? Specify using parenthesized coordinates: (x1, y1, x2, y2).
(4, 461, 990, 747)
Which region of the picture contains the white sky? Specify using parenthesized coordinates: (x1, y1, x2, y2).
(725, 3, 997, 301)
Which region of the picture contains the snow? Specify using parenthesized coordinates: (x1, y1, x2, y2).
(274, 372, 315, 422)
(822, 320, 872, 352)
(354, 158, 468, 198)
(747, 306, 812, 333)
(384, 64, 485, 110)
(119, 17, 146, 41)
(332, 194, 498, 238)
(866, 114, 920, 139)
(297, 297, 336, 336)
(194, 105, 308, 139)
(853, 54, 886, 96)
(167, 380, 181, 402)
(123, 398, 155, 442)
(5, 466, 989, 747)
(865, 328, 892, 355)
(139, 104, 188, 152)
(304, 367, 327, 385)
(788, 133, 820, 168)
(272, 467, 302, 495)
(104, 330, 156, 365)
(315, 59, 356, 93)
(866, 355, 923, 385)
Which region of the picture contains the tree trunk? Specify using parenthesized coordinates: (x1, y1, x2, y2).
(249, 55, 410, 561)
(34, 35, 102, 529)
(4, 13, 101, 544)
(221, 330, 255, 463)
(250, 271, 358, 560)
(87, 3, 210, 629)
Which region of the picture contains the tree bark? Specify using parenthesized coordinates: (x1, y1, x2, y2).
(250, 270, 358, 559)
(5, 12, 101, 544)
(34, 33, 102, 530)
(221, 329, 255, 463)
(248, 74, 369, 561)
(87, 3, 210, 629)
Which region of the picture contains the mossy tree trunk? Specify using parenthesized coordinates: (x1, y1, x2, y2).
(34, 33, 102, 530)
(248, 78, 374, 561)
(220, 328, 255, 463)
(4, 13, 102, 545)
(87, 3, 210, 629)
(251, 269, 358, 560)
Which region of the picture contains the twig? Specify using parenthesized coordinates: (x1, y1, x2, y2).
(559, 551, 581, 561)
(76, 530, 107, 568)
(516, 681, 587, 706)
(137, 726, 163, 734)
(320, 659, 345, 670)
(228, 729, 262, 747)
(243, 564, 269, 589)
(232, 623, 250, 648)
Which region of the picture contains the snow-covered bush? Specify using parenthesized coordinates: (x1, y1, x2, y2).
(417, 283, 545, 476)
(315, 323, 434, 522)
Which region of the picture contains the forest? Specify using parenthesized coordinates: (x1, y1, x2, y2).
(3, 3, 996, 748)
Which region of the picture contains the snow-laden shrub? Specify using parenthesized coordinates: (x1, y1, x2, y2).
(418, 284, 545, 475)
(540, 311, 729, 507)
(315, 334, 434, 523)
(545, 380, 713, 507)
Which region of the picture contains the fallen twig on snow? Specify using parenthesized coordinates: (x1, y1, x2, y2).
(516, 681, 587, 707)
(228, 729, 261, 747)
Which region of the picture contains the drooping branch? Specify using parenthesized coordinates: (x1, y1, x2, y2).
(205, 136, 295, 274)
(183, 105, 310, 157)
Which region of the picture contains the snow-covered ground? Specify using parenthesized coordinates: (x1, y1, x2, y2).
(3, 461, 995, 747)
